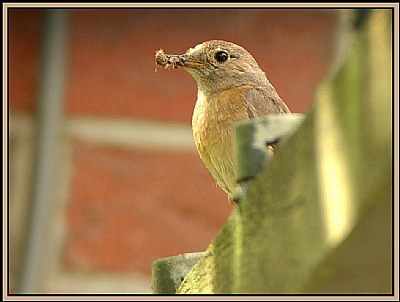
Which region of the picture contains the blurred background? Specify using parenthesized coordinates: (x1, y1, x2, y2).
(8, 7, 337, 293)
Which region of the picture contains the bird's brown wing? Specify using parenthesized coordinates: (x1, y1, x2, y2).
(244, 86, 291, 119)
(243, 86, 291, 153)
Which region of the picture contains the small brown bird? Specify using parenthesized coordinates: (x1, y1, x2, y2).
(156, 40, 290, 200)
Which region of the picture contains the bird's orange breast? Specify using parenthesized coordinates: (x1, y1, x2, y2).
(191, 87, 250, 195)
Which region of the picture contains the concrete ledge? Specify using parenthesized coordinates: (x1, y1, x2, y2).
(151, 252, 206, 293)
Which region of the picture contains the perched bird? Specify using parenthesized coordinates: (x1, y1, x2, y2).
(155, 40, 290, 200)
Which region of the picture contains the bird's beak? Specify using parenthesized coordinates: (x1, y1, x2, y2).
(155, 49, 205, 70)
(178, 54, 206, 68)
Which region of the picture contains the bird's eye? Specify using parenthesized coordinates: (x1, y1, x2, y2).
(214, 51, 229, 63)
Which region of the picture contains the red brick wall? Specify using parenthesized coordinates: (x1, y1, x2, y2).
(65, 8, 335, 119)
(65, 143, 229, 273)
(9, 9, 42, 113)
(9, 8, 336, 283)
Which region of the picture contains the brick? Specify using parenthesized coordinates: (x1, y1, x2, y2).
(64, 142, 232, 275)
(66, 9, 335, 120)
(8, 9, 43, 112)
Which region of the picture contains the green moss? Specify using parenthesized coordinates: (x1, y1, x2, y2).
(153, 9, 392, 294)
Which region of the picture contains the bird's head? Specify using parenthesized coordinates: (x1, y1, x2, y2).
(156, 40, 269, 95)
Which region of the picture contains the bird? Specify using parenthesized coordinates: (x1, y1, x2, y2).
(155, 40, 291, 201)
